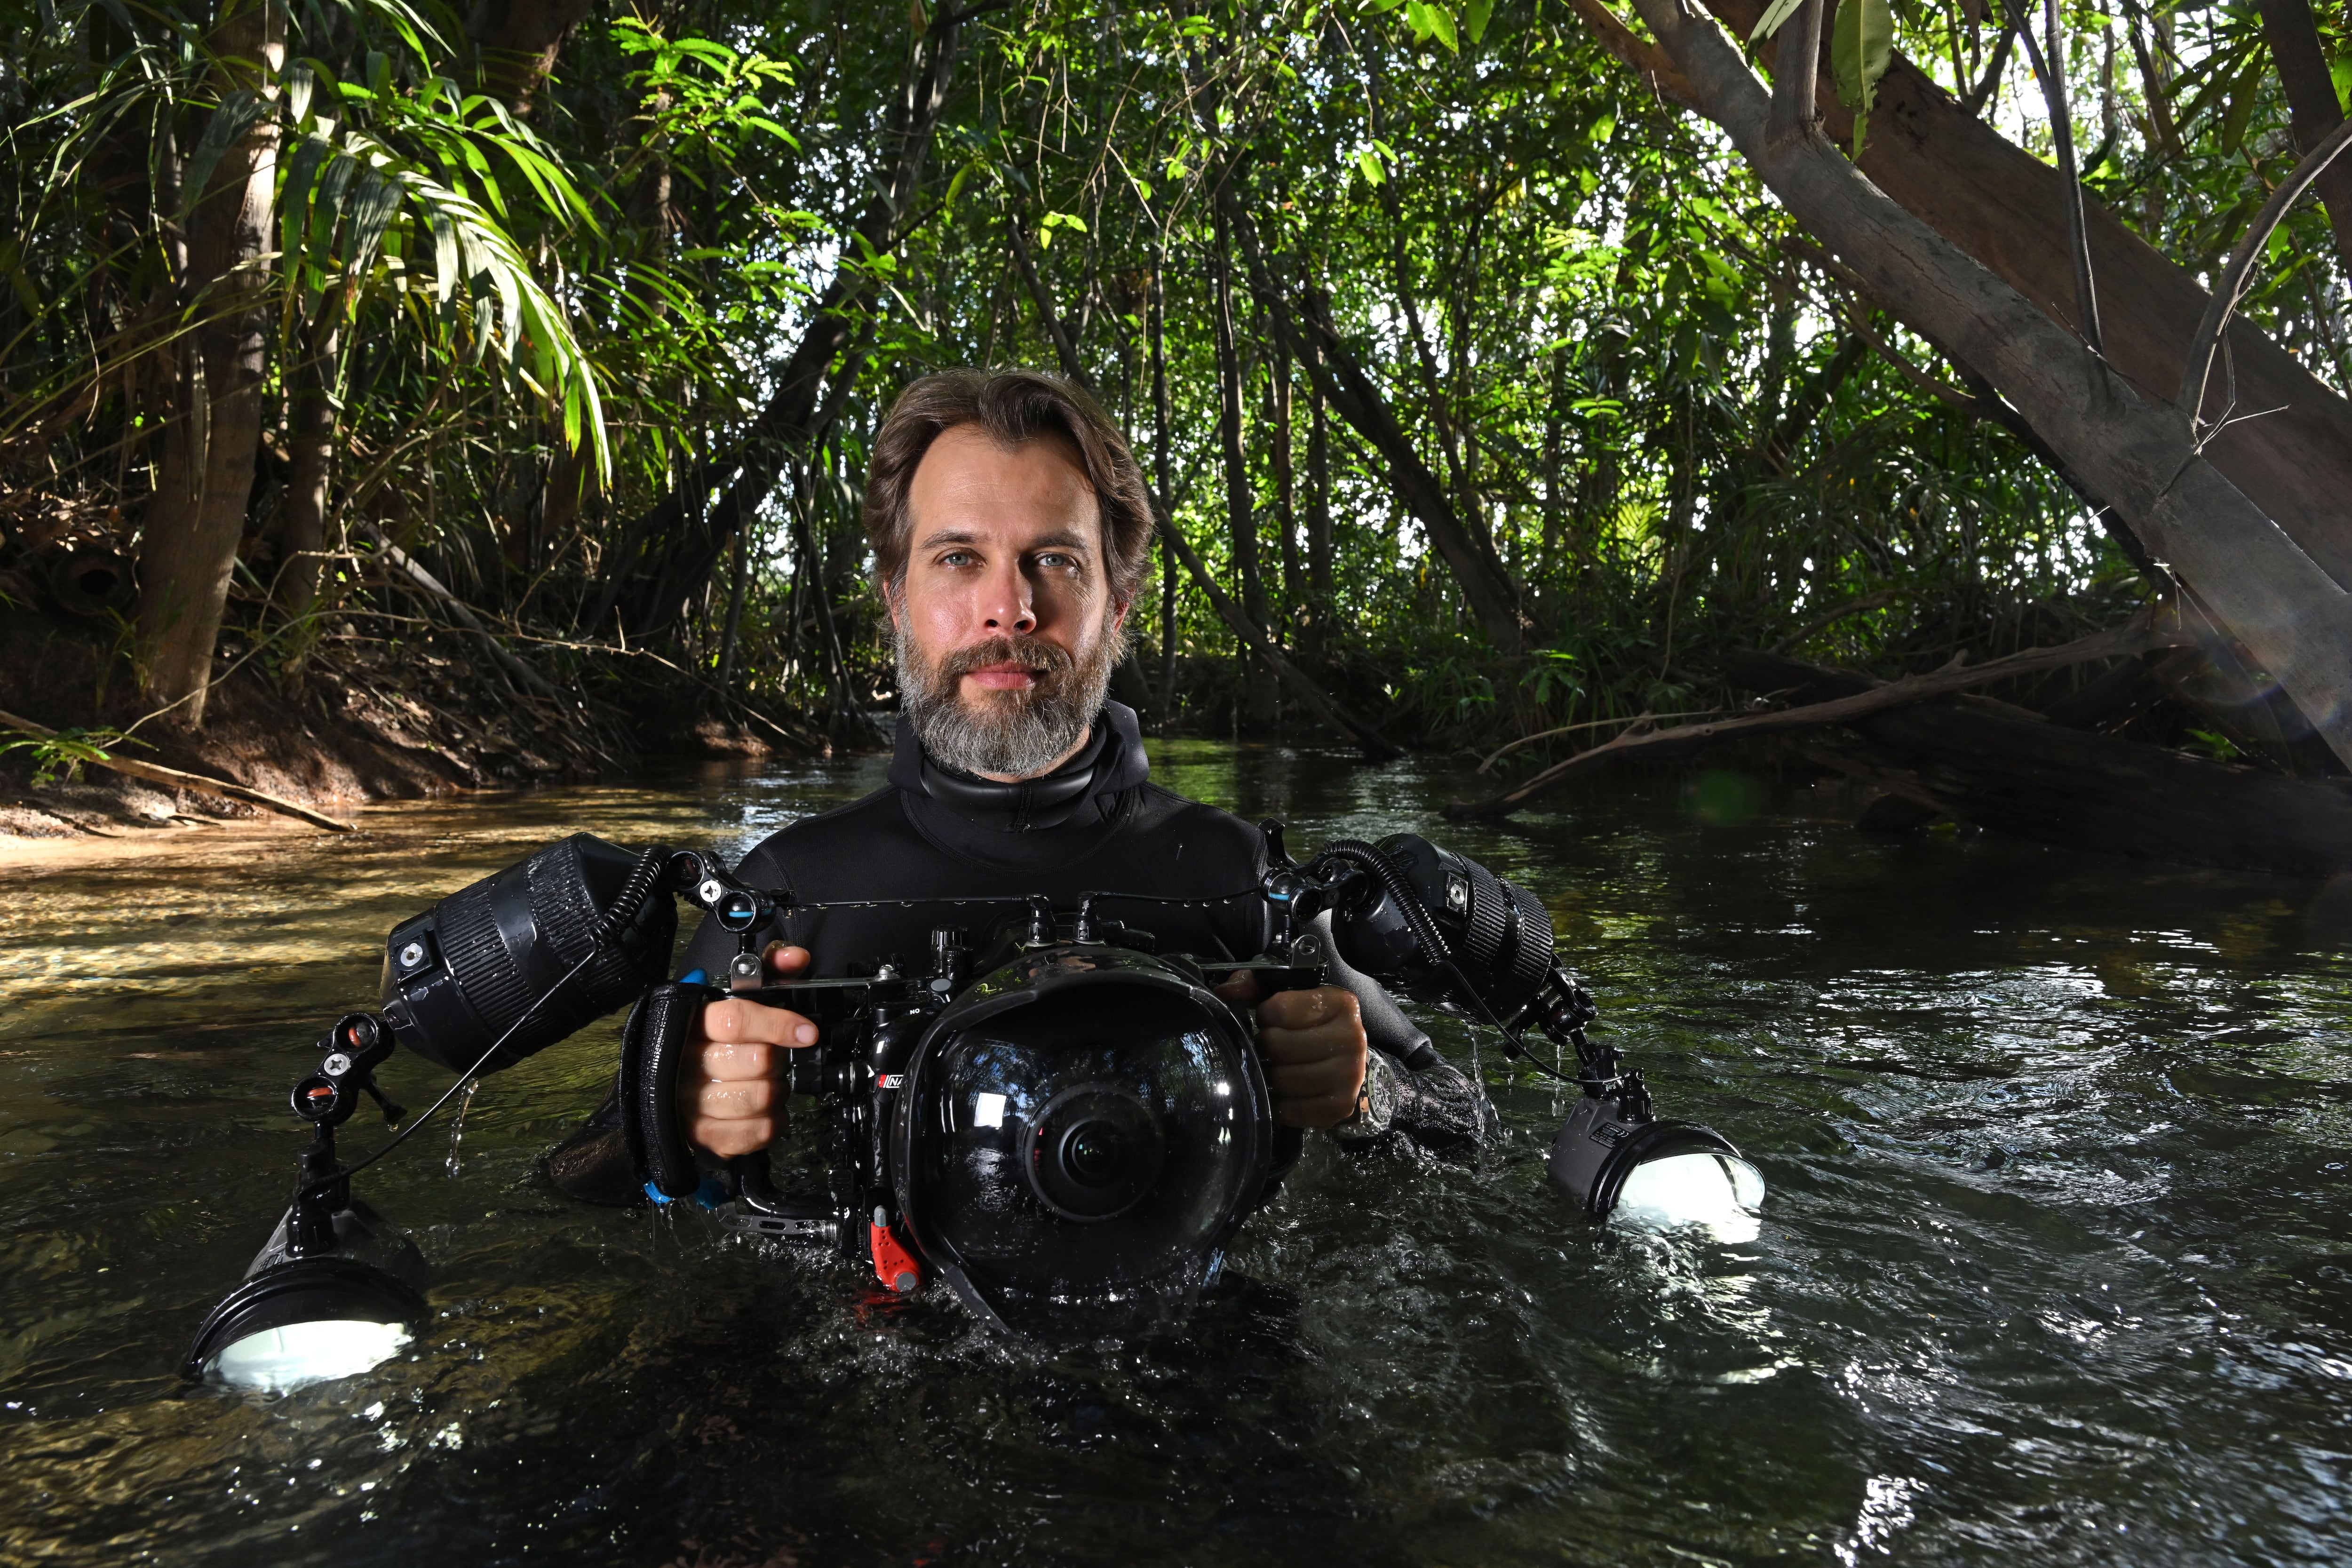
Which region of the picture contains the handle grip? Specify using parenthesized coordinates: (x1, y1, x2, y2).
(620, 981, 710, 1202)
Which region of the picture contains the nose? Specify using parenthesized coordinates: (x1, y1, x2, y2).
(977, 553, 1037, 637)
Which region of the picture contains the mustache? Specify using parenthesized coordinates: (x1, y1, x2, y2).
(936, 635, 1077, 686)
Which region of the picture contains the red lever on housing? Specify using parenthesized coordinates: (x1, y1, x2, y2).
(869, 1218, 922, 1294)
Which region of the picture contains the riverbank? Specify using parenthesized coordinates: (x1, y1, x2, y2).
(0, 608, 800, 844)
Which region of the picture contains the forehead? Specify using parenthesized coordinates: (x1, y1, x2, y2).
(906, 424, 1100, 550)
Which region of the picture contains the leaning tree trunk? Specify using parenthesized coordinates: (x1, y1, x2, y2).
(1566, 0, 2352, 597)
(600, 12, 963, 641)
(1624, 0, 2352, 768)
(2254, 0, 2352, 274)
(1224, 198, 1527, 656)
(138, 0, 283, 726)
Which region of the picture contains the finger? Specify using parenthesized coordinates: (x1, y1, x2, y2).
(699, 998, 818, 1047)
(680, 1076, 776, 1121)
(687, 1114, 774, 1158)
(764, 942, 813, 978)
(694, 1039, 774, 1082)
(1256, 1020, 1367, 1068)
(1213, 968, 1265, 1004)
(1264, 1053, 1361, 1104)
(1257, 986, 1359, 1031)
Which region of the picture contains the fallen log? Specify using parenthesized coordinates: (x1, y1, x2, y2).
(1446, 619, 2188, 817)
(1800, 698, 2352, 879)
(0, 708, 357, 833)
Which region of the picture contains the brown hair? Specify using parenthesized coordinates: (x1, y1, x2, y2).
(862, 369, 1155, 605)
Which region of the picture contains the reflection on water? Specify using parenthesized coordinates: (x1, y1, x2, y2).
(3, 743, 2350, 1564)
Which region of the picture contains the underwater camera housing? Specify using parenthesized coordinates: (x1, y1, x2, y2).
(614, 866, 1323, 1340)
(186, 825, 1763, 1383)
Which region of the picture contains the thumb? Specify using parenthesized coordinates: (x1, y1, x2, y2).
(1213, 967, 1265, 1005)
(763, 941, 813, 978)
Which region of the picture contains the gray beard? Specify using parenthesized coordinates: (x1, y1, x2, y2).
(897, 621, 1122, 778)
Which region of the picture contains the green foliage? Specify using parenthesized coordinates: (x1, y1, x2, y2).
(3, 0, 2331, 757)
(1831, 0, 1894, 159)
(0, 727, 140, 787)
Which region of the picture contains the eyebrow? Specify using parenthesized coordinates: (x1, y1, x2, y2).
(915, 527, 1093, 554)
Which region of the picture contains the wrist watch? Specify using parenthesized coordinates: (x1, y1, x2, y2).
(1331, 1049, 1401, 1143)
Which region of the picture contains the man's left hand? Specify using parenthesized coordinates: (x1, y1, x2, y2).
(1214, 973, 1368, 1130)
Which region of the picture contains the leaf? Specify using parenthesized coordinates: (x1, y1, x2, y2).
(1355, 147, 1386, 186)
(430, 209, 458, 302)
(1829, 0, 1891, 160)
(277, 132, 329, 268)
(1421, 1, 1459, 52)
(180, 90, 268, 217)
(1749, 0, 1808, 44)
(1462, 0, 1493, 44)
(286, 61, 315, 125)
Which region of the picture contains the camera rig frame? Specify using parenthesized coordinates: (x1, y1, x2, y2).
(229, 820, 1708, 1357)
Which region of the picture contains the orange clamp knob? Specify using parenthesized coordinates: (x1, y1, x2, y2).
(869, 1218, 922, 1294)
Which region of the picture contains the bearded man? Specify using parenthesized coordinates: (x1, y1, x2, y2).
(549, 370, 1486, 1206)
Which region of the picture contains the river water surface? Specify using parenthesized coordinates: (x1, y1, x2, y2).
(3, 741, 2349, 1565)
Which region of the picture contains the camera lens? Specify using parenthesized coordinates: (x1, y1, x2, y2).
(1065, 1122, 1123, 1181)
(1025, 1084, 1164, 1222)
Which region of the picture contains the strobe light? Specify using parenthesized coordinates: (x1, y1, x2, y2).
(188, 836, 680, 1390)
(1546, 1082, 1766, 1244)
(184, 1014, 428, 1391)
(183, 1218, 426, 1392)
(1290, 831, 1766, 1242)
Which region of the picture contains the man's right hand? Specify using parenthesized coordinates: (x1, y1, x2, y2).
(682, 942, 818, 1157)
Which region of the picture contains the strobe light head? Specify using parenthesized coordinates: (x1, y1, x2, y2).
(1548, 1091, 1765, 1245)
(380, 833, 677, 1074)
(183, 1201, 427, 1393)
(889, 944, 1276, 1342)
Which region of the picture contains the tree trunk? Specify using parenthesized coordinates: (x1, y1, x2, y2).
(465, 0, 591, 114)
(1568, 0, 2352, 595)
(1211, 205, 1266, 630)
(1011, 207, 1388, 756)
(715, 519, 750, 699)
(138, 0, 284, 726)
(1151, 249, 1179, 713)
(1274, 282, 1527, 654)
(2255, 0, 2352, 272)
(1212, 205, 1278, 730)
(1628, 0, 2352, 768)
(601, 12, 961, 640)
(277, 302, 340, 653)
(1303, 331, 1334, 654)
(1270, 335, 1300, 622)
(1727, 0, 2352, 592)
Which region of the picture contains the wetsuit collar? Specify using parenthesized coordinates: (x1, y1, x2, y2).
(890, 700, 1150, 832)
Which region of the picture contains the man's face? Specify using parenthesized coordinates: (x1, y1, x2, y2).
(889, 425, 1129, 780)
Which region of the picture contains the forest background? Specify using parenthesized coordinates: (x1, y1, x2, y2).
(2, 0, 2348, 812)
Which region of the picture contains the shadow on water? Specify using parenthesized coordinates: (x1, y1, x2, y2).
(2, 743, 2349, 1564)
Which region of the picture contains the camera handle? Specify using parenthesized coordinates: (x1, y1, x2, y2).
(618, 982, 709, 1203)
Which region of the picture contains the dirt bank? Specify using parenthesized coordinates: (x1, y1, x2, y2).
(0, 609, 792, 844)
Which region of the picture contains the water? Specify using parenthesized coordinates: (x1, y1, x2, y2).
(3, 742, 2349, 1565)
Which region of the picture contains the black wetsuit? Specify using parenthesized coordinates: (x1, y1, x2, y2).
(548, 702, 1489, 1203)
(678, 701, 1270, 978)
